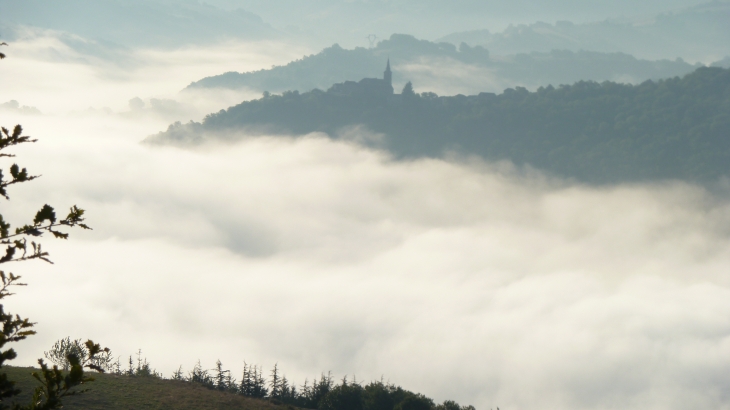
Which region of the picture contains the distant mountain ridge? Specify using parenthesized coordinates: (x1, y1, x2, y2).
(155, 66, 730, 184)
(186, 34, 701, 96)
(438, 1, 730, 62)
(0, 0, 281, 47)
(202, 0, 719, 49)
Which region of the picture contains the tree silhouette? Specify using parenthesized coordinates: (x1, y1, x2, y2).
(0, 125, 104, 410)
(0, 47, 105, 409)
(401, 81, 415, 97)
(269, 363, 281, 398)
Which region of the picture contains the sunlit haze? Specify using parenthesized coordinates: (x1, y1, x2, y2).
(2, 2, 730, 410)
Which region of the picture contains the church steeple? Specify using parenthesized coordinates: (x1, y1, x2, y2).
(383, 58, 392, 88)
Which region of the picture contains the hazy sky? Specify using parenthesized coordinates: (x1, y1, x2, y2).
(0, 0, 716, 49)
(3, 6, 730, 410)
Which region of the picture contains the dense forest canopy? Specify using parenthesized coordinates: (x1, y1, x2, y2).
(186, 34, 700, 95)
(152, 66, 730, 184)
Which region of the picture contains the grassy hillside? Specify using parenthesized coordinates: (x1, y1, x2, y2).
(4, 366, 288, 410)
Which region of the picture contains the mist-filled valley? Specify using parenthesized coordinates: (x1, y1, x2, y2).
(3, 1, 730, 410)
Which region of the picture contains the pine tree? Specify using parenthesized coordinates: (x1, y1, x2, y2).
(171, 366, 184, 380)
(255, 365, 268, 398)
(127, 356, 134, 376)
(301, 378, 311, 401)
(269, 363, 281, 398)
(214, 360, 228, 391)
(224, 371, 237, 393)
(240, 362, 251, 396)
(402, 81, 416, 98)
(304, 371, 333, 408)
(188, 360, 213, 387)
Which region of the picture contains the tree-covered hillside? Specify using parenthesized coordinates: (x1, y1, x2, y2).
(186, 34, 699, 95)
(152, 66, 730, 184)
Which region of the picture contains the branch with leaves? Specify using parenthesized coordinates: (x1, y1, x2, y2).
(0, 206, 91, 265)
(0, 126, 91, 266)
(0, 120, 102, 410)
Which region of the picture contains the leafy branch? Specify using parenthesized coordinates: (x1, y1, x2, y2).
(0, 206, 92, 265)
(0, 125, 91, 265)
(0, 126, 39, 198)
(0, 126, 37, 158)
(0, 119, 100, 410)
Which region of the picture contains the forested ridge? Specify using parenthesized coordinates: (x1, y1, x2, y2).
(186, 34, 700, 95)
(151, 66, 730, 184)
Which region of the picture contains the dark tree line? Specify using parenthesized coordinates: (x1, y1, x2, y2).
(226, 360, 475, 410)
(153, 65, 730, 184)
(117, 356, 476, 410)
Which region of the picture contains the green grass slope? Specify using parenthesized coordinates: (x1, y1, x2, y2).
(4, 367, 288, 410)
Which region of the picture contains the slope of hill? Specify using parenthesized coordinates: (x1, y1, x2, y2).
(438, 1, 730, 63)
(186, 34, 699, 96)
(154, 66, 730, 184)
(4, 366, 287, 410)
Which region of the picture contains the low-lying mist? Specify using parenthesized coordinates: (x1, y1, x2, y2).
(0, 29, 309, 116)
(3, 31, 730, 410)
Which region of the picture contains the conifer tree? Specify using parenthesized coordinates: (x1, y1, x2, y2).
(214, 360, 229, 391)
(254, 365, 268, 398)
(240, 362, 251, 395)
(171, 366, 184, 381)
(224, 371, 237, 393)
(269, 363, 281, 398)
(188, 360, 213, 387)
(300, 377, 311, 401)
(401, 81, 416, 99)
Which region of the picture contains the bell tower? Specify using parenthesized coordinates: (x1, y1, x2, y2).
(383, 58, 392, 88)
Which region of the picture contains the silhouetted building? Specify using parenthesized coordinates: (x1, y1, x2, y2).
(327, 60, 394, 96)
(384, 58, 392, 88)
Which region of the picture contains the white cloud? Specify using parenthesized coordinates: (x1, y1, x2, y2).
(0, 29, 308, 116)
(3, 31, 730, 410)
(397, 56, 513, 95)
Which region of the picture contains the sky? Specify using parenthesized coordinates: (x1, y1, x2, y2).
(231, 0, 711, 43)
(2, 3, 730, 410)
(0, 0, 715, 49)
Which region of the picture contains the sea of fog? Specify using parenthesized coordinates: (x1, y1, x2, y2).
(3, 32, 730, 410)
